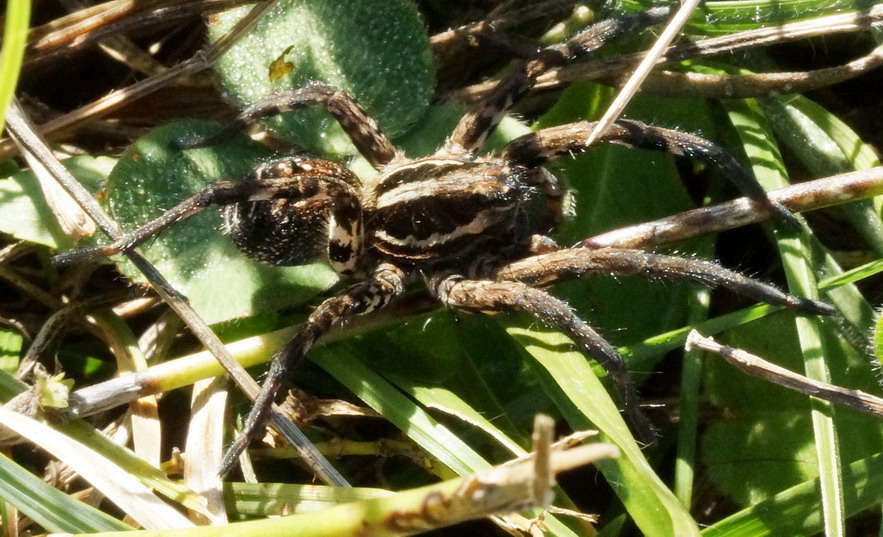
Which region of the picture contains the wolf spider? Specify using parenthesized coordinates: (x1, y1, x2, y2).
(57, 6, 833, 473)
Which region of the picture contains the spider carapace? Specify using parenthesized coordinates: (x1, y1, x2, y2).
(57, 6, 834, 474)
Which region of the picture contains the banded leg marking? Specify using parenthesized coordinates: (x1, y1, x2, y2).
(220, 264, 406, 475)
(53, 158, 364, 267)
(53, 180, 251, 266)
(174, 82, 396, 170)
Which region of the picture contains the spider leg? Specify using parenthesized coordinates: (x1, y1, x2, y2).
(500, 119, 799, 228)
(434, 275, 654, 442)
(446, 6, 673, 154)
(53, 158, 362, 267)
(523, 167, 568, 234)
(221, 263, 406, 475)
(174, 81, 396, 169)
(495, 246, 835, 316)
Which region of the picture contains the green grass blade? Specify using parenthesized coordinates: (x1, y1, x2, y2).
(0, 369, 204, 515)
(0, 408, 194, 529)
(310, 344, 489, 477)
(779, 234, 846, 537)
(310, 343, 580, 537)
(724, 97, 845, 537)
(761, 95, 883, 254)
(227, 483, 392, 517)
(387, 378, 526, 456)
(622, 303, 783, 368)
(58, 420, 210, 512)
(0, 452, 131, 532)
(819, 258, 883, 290)
(674, 288, 711, 508)
(0, 0, 30, 136)
(702, 452, 883, 537)
(508, 321, 701, 537)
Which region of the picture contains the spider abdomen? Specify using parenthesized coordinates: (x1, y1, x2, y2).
(225, 198, 330, 266)
(366, 158, 527, 263)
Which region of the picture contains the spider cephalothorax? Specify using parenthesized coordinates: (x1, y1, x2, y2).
(57, 5, 834, 474)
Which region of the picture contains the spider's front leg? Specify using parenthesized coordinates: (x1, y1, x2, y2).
(221, 263, 406, 475)
(433, 275, 655, 442)
(501, 119, 799, 228)
(53, 158, 361, 269)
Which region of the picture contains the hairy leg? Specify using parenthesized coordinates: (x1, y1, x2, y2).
(495, 246, 834, 315)
(221, 263, 406, 475)
(174, 81, 396, 169)
(53, 158, 361, 267)
(434, 275, 654, 442)
(500, 119, 798, 227)
(446, 6, 673, 154)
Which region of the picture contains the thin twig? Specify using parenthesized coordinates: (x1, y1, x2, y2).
(598, 42, 883, 99)
(448, 5, 883, 103)
(686, 330, 883, 418)
(429, 0, 580, 49)
(584, 0, 701, 148)
(579, 167, 883, 249)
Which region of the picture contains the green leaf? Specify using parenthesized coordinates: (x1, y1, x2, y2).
(208, 0, 433, 156)
(0, 156, 114, 249)
(510, 321, 701, 537)
(101, 120, 337, 325)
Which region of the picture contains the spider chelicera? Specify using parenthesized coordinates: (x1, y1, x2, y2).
(57, 6, 834, 473)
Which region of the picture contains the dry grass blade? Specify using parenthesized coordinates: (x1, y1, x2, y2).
(583, 0, 701, 147)
(0, 0, 275, 162)
(183, 377, 229, 524)
(0, 407, 194, 529)
(686, 331, 883, 418)
(449, 5, 883, 103)
(68, 417, 617, 537)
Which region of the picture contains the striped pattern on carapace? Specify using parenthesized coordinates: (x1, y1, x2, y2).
(364, 158, 528, 263)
